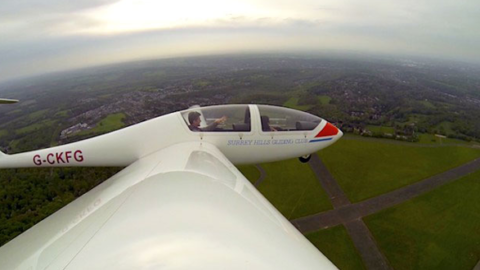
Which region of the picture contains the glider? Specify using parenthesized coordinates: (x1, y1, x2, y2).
(0, 104, 342, 269)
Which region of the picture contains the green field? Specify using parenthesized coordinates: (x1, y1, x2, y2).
(283, 97, 313, 111)
(256, 159, 332, 219)
(417, 133, 474, 145)
(419, 100, 435, 109)
(8, 139, 20, 151)
(26, 109, 48, 121)
(54, 110, 70, 117)
(15, 120, 56, 135)
(79, 113, 126, 135)
(318, 95, 331, 105)
(318, 137, 480, 202)
(367, 125, 395, 134)
(237, 165, 260, 185)
(0, 109, 49, 130)
(194, 80, 211, 87)
(434, 121, 454, 135)
(307, 226, 366, 270)
(6, 109, 22, 115)
(0, 130, 7, 139)
(405, 114, 428, 124)
(365, 169, 480, 270)
(98, 94, 113, 99)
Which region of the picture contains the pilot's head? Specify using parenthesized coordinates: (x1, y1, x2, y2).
(188, 112, 201, 127)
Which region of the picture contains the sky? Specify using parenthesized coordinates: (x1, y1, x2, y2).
(1, 0, 479, 82)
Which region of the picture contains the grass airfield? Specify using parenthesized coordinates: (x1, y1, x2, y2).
(306, 225, 366, 270)
(365, 170, 480, 270)
(238, 160, 333, 220)
(318, 135, 480, 202)
(239, 134, 480, 269)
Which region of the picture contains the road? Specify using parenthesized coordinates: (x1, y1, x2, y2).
(253, 152, 480, 269)
(291, 156, 480, 232)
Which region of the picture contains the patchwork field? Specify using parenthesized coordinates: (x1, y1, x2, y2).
(318, 95, 331, 105)
(283, 97, 313, 111)
(15, 119, 56, 135)
(78, 113, 126, 136)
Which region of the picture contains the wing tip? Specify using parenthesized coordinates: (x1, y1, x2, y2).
(0, 98, 19, 104)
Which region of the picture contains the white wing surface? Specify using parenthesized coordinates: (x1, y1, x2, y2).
(0, 98, 18, 104)
(0, 142, 336, 269)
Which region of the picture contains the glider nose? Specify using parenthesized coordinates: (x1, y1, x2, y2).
(315, 122, 342, 140)
(335, 126, 343, 140)
(328, 122, 343, 142)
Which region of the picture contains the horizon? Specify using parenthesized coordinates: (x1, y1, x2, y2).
(1, 0, 480, 83)
(1, 50, 480, 88)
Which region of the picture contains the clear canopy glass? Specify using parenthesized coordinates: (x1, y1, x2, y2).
(258, 105, 322, 132)
(182, 105, 251, 132)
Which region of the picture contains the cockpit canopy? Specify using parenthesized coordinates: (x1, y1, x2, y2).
(258, 105, 321, 132)
(181, 104, 322, 133)
(182, 105, 251, 132)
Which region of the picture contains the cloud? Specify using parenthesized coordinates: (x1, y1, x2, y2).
(0, 0, 118, 18)
(0, 0, 480, 82)
(0, 0, 117, 43)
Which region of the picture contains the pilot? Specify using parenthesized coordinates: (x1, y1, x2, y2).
(261, 115, 278, 132)
(188, 111, 227, 131)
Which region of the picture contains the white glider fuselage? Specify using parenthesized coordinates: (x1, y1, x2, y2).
(0, 104, 343, 270)
(0, 104, 342, 168)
